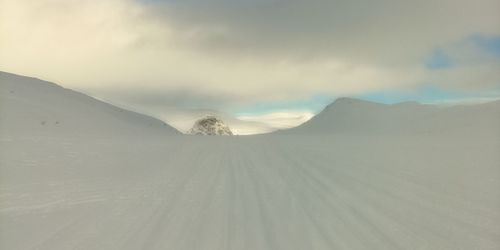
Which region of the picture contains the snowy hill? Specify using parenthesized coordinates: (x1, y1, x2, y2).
(282, 97, 500, 136)
(0, 71, 180, 137)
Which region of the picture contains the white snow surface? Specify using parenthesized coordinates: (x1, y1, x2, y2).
(1, 71, 500, 250)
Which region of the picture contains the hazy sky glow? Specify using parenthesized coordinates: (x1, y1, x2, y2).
(1, 0, 499, 132)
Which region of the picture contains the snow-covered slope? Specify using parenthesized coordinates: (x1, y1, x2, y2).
(1, 72, 499, 250)
(282, 97, 500, 136)
(0, 71, 180, 137)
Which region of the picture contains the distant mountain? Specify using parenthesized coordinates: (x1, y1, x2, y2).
(0, 71, 180, 137)
(281, 97, 500, 136)
(189, 116, 233, 136)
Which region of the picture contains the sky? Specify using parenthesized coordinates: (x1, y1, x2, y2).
(1, 0, 499, 133)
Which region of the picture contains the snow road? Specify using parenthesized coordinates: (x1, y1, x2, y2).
(1, 134, 499, 250)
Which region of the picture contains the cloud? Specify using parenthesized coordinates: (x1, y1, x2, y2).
(146, 0, 500, 64)
(0, 0, 422, 100)
(0, 0, 499, 131)
(238, 111, 314, 130)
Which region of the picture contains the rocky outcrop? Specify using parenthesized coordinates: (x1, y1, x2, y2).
(188, 116, 233, 135)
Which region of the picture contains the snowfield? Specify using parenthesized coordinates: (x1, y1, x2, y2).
(1, 71, 500, 249)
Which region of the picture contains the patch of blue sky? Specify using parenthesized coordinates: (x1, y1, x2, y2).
(425, 34, 500, 70)
(358, 85, 500, 104)
(469, 34, 500, 57)
(230, 84, 500, 116)
(425, 48, 453, 70)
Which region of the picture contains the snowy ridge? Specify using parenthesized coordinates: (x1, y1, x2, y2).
(282, 97, 500, 136)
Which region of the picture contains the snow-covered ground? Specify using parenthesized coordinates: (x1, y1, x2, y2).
(1, 71, 499, 249)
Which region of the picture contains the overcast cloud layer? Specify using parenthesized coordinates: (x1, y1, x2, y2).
(1, 0, 499, 132)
